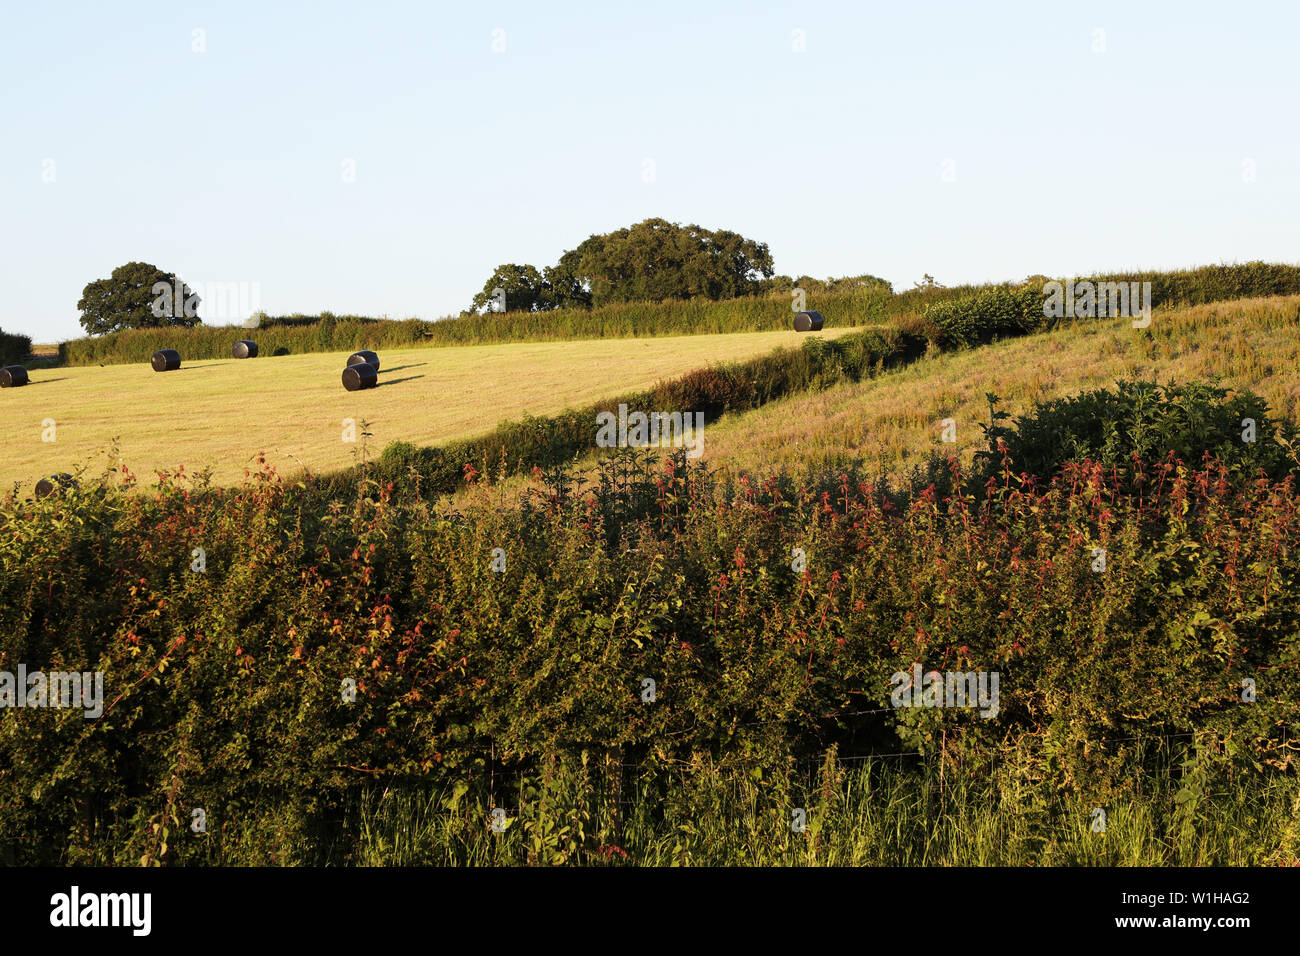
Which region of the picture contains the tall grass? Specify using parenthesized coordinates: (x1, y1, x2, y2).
(116, 750, 1300, 866)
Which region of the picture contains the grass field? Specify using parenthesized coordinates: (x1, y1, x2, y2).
(0, 327, 854, 492)
(443, 294, 1300, 505)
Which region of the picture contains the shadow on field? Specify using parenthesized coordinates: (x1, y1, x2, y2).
(27, 378, 69, 385)
(379, 363, 428, 374)
(376, 375, 425, 387)
(176, 363, 231, 370)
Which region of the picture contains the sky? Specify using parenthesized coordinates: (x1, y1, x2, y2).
(2, 0, 1298, 342)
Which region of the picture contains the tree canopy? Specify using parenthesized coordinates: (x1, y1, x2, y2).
(77, 261, 202, 335)
(466, 219, 775, 314)
(559, 218, 774, 306)
(467, 264, 592, 315)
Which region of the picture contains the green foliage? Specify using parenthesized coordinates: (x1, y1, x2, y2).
(77, 261, 202, 336)
(1, 442, 1297, 863)
(464, 220, 779, 314)
(0, 327, 32, 365)
(768, 273, 894, 296)
(465, 263, 591, 315)
(557, 218, 776, 306)
(1088, 260, 1300, 307)
(348, 752, 1300, 866)
(924, 286, 1046, 348)
(924, 262, 1300, 350)
(976, 380, 1300, 488)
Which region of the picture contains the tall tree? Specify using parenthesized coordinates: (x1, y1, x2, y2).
(558, 218, 774, 306)
(467, 264, 548, 314)
(467, 262, 593, 314)
(77, 262, 202, 335)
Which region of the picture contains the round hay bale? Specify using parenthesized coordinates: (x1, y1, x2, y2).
(151, 348, 181, 372)
(342, 362, 378, 391)
(347, 350, 380, 371)
(232, 340, 259, 359)
(34, 474, 76, 499)
(793, 311, 825, 332)
(0, 365, 29, 388)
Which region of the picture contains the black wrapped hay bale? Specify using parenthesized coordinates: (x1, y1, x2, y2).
(342, 362, 378, 391)
(793, 311, 824, 332)
(0, 365, 29, 388)
(233, 340, 258, 359)
(151, 348, 181, 372)
(347, 350, 380, 371)
(35, 474, 76, 499)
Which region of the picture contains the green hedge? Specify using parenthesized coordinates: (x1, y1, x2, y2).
(1088, 260, 1300, 306)
(924, 261, 1300, 349)
(0, 328, 31, 366)
(57, 317, 425, 367)
(53, 284, 985, 367)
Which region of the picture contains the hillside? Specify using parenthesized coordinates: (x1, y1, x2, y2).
(2, 328, 856, 492)
(437, 293, 1300, 505)
(699, 293, 1300, 479)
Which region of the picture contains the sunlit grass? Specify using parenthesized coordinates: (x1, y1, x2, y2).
(0, 328, 855, 492)
(340, 755, 1300, 866)
(439, 294, 1300, 508)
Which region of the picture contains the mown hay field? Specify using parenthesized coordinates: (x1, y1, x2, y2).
(451, 294, 1300, 504)
(0, 328, 855, 492)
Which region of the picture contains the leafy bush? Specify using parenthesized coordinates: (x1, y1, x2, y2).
(976, 380, 1300, 488)
(923, 286, 1046, 348)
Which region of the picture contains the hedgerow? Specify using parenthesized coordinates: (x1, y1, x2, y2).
(0, 328, 31, 366)
(922, 261, 1300, 350)
(0, 436, 1296, 863)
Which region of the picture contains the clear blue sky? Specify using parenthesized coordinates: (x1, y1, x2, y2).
(2, 0, 1297, 341)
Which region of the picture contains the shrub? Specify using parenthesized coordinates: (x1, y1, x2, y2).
(924, 286, 1045, 348)
(975, 380, 1300, 488)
